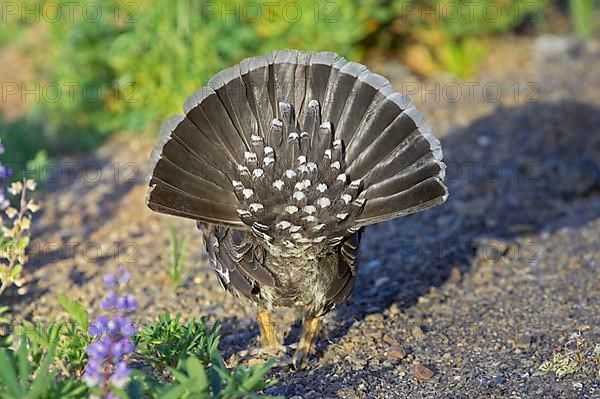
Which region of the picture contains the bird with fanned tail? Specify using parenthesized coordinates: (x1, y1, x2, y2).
(146, 50, 448, 369)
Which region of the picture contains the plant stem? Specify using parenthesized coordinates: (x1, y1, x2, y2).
(0, 180, 29, 296)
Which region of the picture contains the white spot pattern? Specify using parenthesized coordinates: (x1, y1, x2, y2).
(277, 220, 291, 229)
(230, 100, 366, 251)
(273, 180, 284, 190)
(242, 188, 254, 199)
(317, 197, 331, 208)
(285, 205, 299, 214)
(293, 191, 306, 201)
(303, 205, 316, 214)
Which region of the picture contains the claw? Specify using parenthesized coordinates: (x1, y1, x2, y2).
(291, 350, 308, 370)
(289, 315, 321, 371)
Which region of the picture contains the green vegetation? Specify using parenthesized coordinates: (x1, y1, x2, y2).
(0, 304, 280, 398)
(0, 180, 40, 297)
(539, 333, 600, 379)
(135, 312, 220, 368)
(569, 0, 595, 38)
(0, 0, 595, 172)
(166, 224, 188, 289)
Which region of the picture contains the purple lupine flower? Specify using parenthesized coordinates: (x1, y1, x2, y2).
(120, 338, 136, 354)
(103, 273, 117, 287)
(116, 265, 131, 285)
(83, 358, 104, 387)
(0, 165, 12, 180)
(105, 319, 119, 337)
(89, 315, 110, 337)
(86, 337, 111, 359)
(0, 141, 10, 210)
(116, 294, 138, 312)
(0, 191, 9, 210)
(115, 316, 136, 337)
(109, 338, 135, 361)
(101, 290, 118, 310)
(110, 361, 131, 388)
(84, 265, 137, 396)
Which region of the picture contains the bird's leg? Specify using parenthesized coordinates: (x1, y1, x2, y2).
(291, 315, 321, 369)
(257, 309, 279, 348)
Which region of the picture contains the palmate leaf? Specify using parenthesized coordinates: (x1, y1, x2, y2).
(136, 313, 281, 398)
(240, 359, 277, 392)
(159, 384, 188, 399)
(212, 358, 280, 398)
(15, 321, 62, 350)
(0, 333, 57, 399)
(159, 356, 211, 399)
(46, 377, 88, 398)
(137, 313, 221, 368)
(57, 294, 89, 330)
(186, 357, 209, 388)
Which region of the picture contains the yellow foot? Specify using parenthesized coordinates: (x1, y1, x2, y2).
(257, 309, 279, 348)
(290, 315, 321, 370)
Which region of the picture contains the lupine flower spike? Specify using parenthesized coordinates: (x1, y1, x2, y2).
(84, 265, 137, 397)
(0, 140, 38, 296)
(0, 141, 12, 210)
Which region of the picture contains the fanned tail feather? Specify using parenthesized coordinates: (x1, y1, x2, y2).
(147, 49, 447, 238)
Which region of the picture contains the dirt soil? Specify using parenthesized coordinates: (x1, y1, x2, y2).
(2, 36, 600, 398)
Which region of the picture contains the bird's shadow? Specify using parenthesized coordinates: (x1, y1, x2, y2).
(209, 101, 600, 395)
(216, 100, 600, 391)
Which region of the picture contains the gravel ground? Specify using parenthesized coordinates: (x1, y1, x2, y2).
(2, 36, 600, 398)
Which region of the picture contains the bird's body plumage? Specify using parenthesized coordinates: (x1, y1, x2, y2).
(147, 49, 447, 366)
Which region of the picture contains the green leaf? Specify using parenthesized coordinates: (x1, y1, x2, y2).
(18, 321, 63, 351)
(0, 306, 9, 324)
(570, 0, 594, 38)
(17, 321, 49, 349)
(185, 357, 208, 389)
(241, 359, 277, 391)
(10, 264, 22, 279)
(159, 384, 188, 399)
(17, 236, 30, 252)
(26, 341, 57, 399)
(57, 294, 89, 330)
(17, 333, 30, 393)
(0, 348, 20, 397)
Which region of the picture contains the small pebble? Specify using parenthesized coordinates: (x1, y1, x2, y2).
(413, 326, 424, 340)
(449, 267, 462, 282)
(365, 313, 384, 323)
(387, 345, 406, 360)
(414, 364, 434, 381)
(513, 334, 532, 349)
